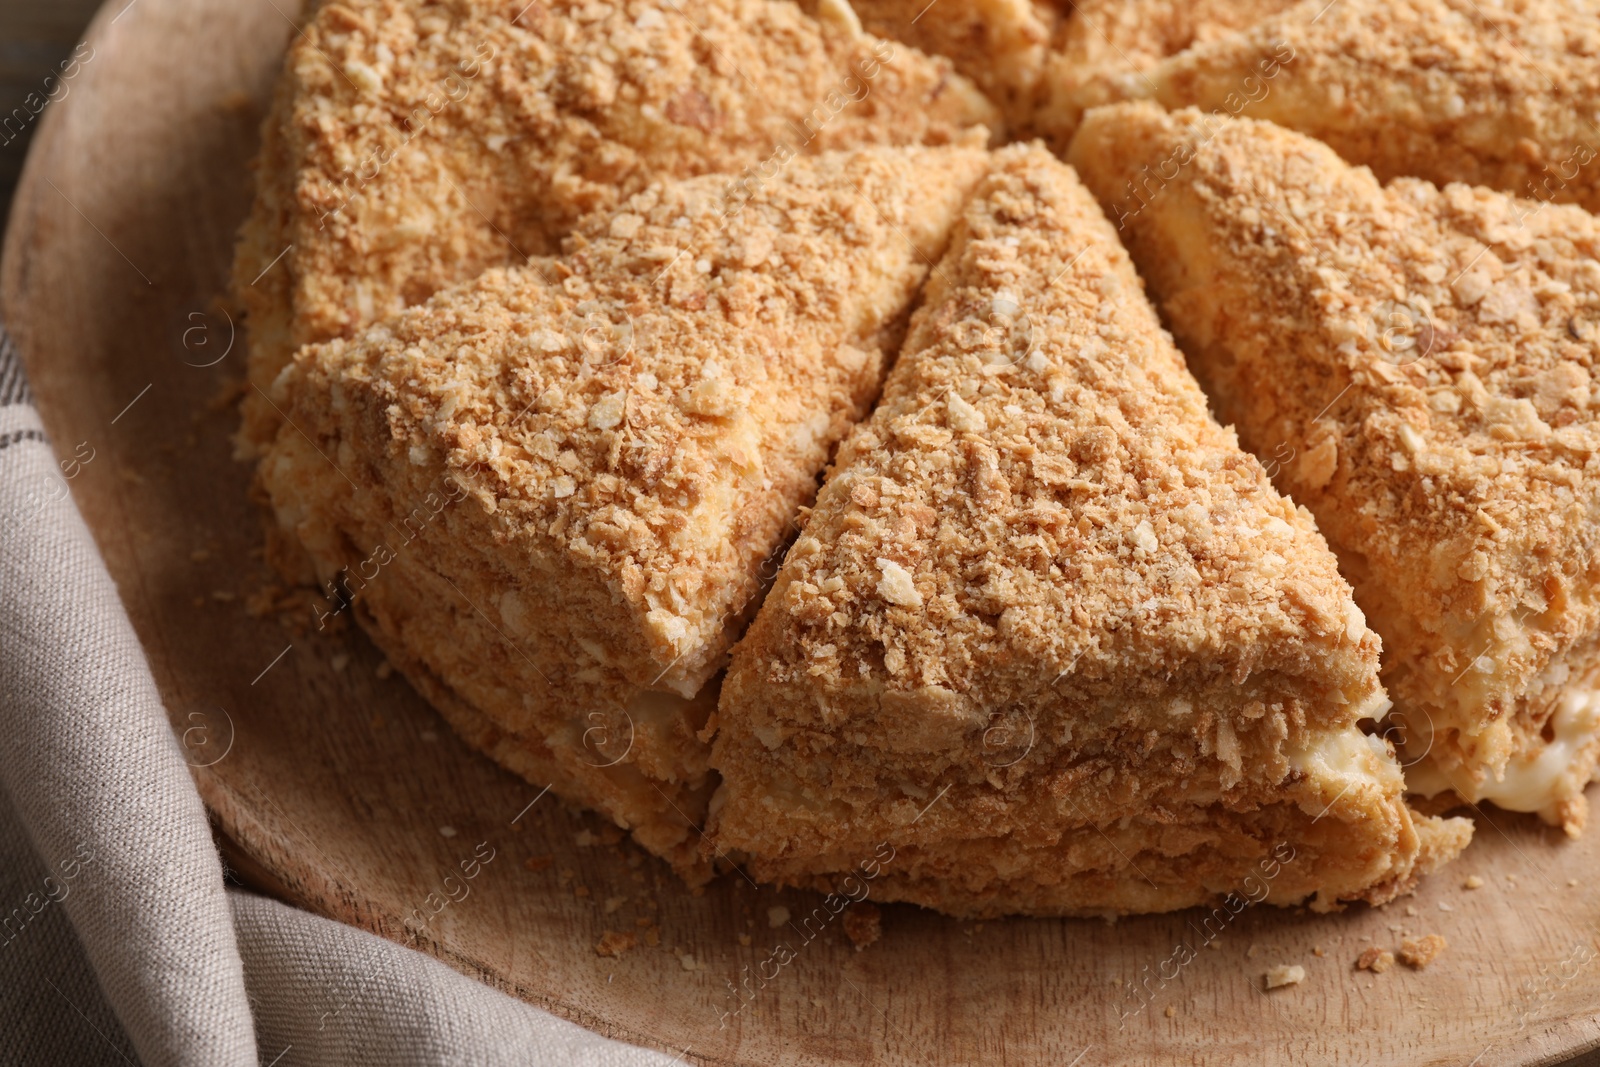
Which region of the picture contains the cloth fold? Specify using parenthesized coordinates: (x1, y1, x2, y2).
(0, 332, 670, 1066)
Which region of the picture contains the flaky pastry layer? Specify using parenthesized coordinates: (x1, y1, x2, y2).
(709, 143, 1469, 914)
(1071, 103, 1600, 833)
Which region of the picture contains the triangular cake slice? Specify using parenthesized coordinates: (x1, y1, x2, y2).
(706, 143, 1469, 915)
(1133, 0, 1600, 210)
(1030, 0, 1299, 148)
(234, 0, 1000, 451)
(1070, 102, 1600, 833)
(259, 145, 990, 873)
(799, 0, 1060, 119)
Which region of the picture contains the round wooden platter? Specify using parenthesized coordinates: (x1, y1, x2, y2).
(7, 1, 1600, 1063)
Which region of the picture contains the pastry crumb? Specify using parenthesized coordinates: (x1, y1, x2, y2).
(1357, 948, 1395, 974)
(1399, 934, 1447, 970)
(595, 930, 637, 958)
(843, 903, 882, 949)
(1464, 875, 1484, 889)
(1264, 964, 1305, 990)
(767, 906, 791, 929)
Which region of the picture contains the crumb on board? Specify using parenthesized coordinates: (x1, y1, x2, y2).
(1312, 946, 1325, 958)
(738, 933, 752, 947)
(595, 930, 637, 958)
(1164, 1005, 1177, 1018)
(1264, 964, 1305, 990)
(843, 903, 882, 950)
(767, 906, 790, 929)
(1464, 875, 1484, 889)
(1357, 947, 1395, 974)
(522, 855, 553, 872)
(1399, 934, 1447, 970)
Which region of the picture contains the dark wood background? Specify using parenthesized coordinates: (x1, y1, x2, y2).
(0, 0, 100, 234)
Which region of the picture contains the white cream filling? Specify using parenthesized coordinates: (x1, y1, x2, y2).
(1289, 728, 1399, 791)
(1407, 688, 1600, 813)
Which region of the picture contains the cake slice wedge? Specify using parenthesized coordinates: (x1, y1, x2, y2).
(233, 0, 1000, 454)
(1070, 102, 1600, 834)
(259, 144, 990, 874)
(798, 0, 1061, 121)
(1133, 0, 1600, 211)
(1029, 0, 1300, 149)
(706, 143, 1469, 916)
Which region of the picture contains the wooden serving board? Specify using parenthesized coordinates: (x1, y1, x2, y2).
(6, 1, 1600, 1063)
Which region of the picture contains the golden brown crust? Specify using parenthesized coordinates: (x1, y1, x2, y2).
(259, 145, 990, 872)
(707, 143, 1468, 916)
(1030, 0, 1299, 148)
(1145, 0, 1600, 210)
(233, 0, 1000, 452)
(1069, 102, 1600, 828)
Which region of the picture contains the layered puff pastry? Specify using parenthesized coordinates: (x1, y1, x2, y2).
(258, 144, 990, 874)
(234, 0, 999, 455)
(707, 144, 1470, 915)
(1051, 0, 1600, 209)
(1071, 103, 1600, 834)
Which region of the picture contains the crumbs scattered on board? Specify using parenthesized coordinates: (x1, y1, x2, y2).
(1358, 934, 1447, 974)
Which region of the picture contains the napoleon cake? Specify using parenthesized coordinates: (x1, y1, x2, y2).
(706, 143, 1470, 916)
(1030, 0, 1300, 149)
(1113, 0, 1600, 211)
(234, 0, 999, 454)
(799, 0, 1061, 120)
(258, 144, 990, 874)
(1070, 103, 1600, 833)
